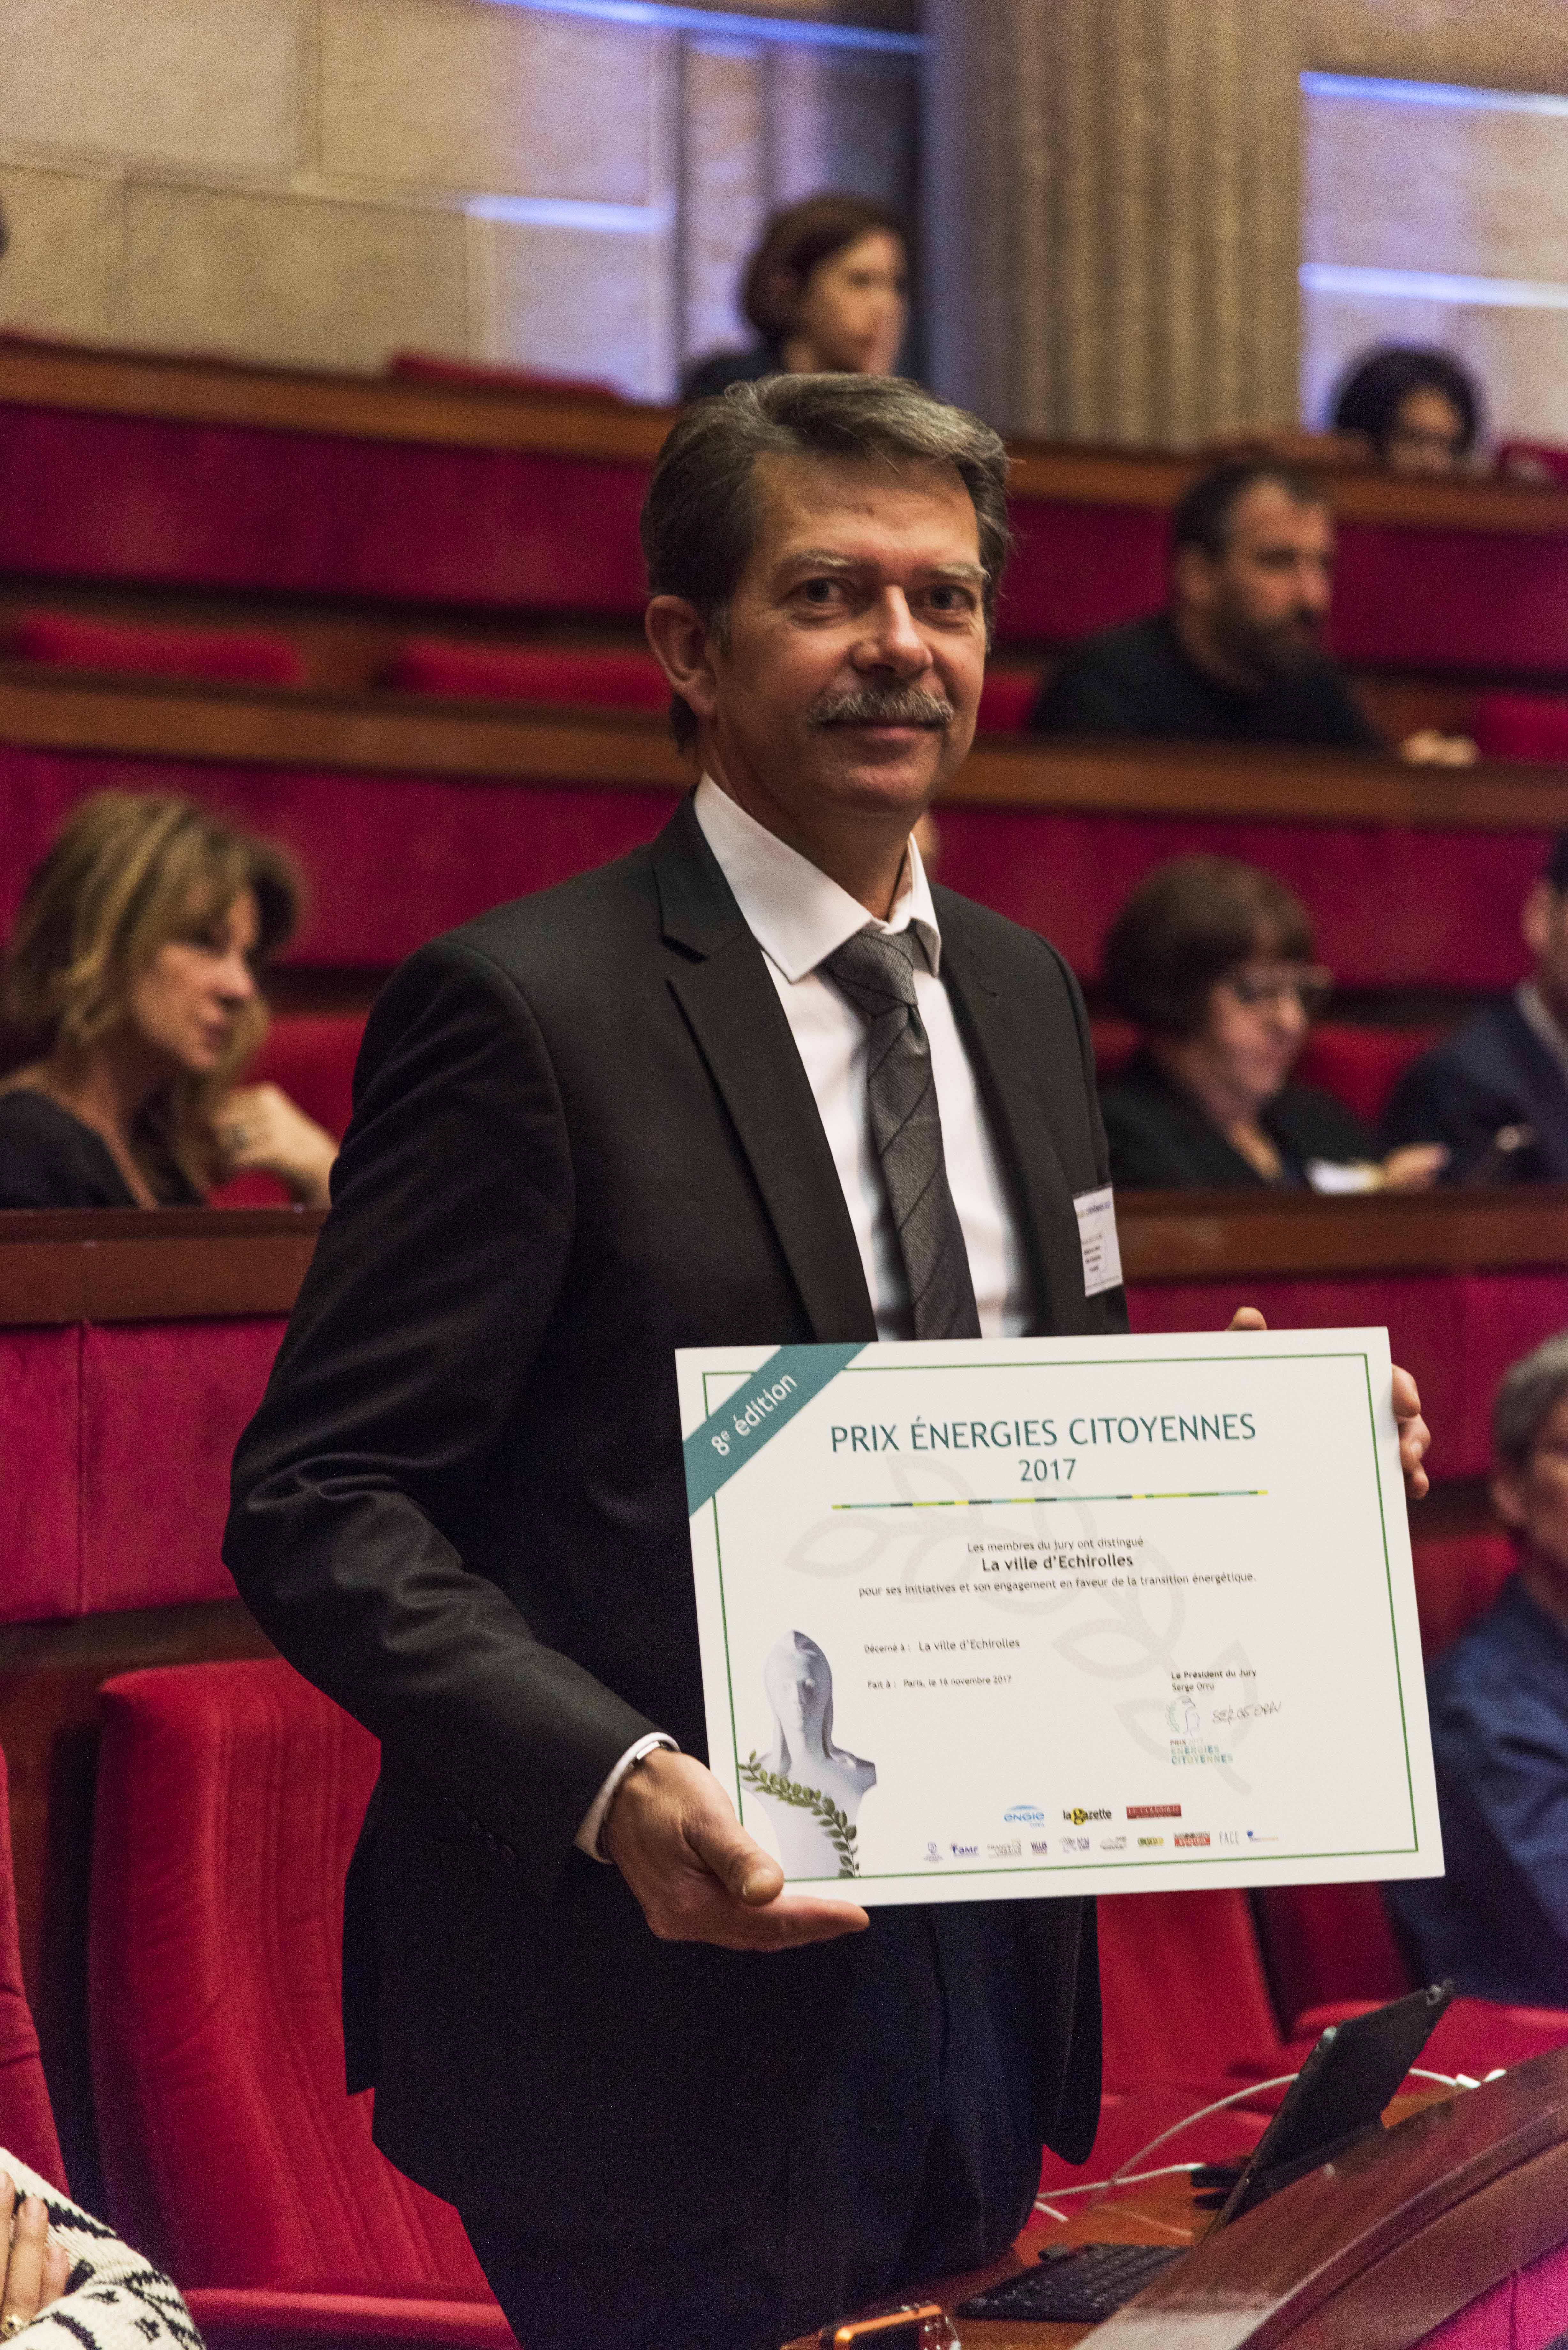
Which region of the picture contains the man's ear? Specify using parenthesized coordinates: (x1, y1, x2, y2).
(1491, 1468, 1528, 1533)
(645, 597, 721, 732)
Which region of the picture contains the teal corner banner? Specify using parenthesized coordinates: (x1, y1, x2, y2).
(683, 1342, 865, 1515)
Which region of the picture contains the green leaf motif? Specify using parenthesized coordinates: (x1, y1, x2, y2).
(739, 1752, 860, 1878)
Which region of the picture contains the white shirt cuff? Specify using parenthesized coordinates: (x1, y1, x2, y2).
(575, 1732, 679, 1861)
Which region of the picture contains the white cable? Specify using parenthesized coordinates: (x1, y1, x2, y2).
(1105, 2074, 1302, 2185)
(1032, 2061, 1496, 2221)
(1031, 2159, 1203, 2214)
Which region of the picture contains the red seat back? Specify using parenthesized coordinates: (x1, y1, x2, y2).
(1089, 1019, 1438, 1131)
(1496, 439, 1568, 489)
(11, 611, 303, 687)
(250, 1012, 365, 1143)
(1096, 1889, 1282, 2089)
(1252, 1883, 1413, 2036)
(1473, 691, 1568, 764)
(384, 638, 669, 712)
(975, 666, 1043, 733)
(1412, 1532, 1516, 1661)
(1295, 1024, 1443, 1129)
(89, 1659, 491, 2296)
(0, 1745, 67, 2190)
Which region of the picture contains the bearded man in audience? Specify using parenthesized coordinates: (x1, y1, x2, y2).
(1030, 459, 1380, 751)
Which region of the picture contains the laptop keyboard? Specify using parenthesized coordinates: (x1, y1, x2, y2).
(955, 2241, 1186, 2322)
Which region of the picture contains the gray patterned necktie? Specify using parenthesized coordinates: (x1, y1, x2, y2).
(822, 925, 981, 1341)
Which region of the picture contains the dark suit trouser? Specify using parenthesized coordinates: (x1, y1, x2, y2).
(462, 1905, 1042, 2350)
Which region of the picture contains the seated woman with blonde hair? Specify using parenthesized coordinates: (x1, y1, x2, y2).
(0, 791, 335, 1209)
(1098, 856, 1446, 1194)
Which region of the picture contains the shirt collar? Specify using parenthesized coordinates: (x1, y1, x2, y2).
(693, 774, 942, 982)
(1517, 982, 1568, 1088)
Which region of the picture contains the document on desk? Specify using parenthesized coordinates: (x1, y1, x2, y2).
(677, 1330, 1441, 1905)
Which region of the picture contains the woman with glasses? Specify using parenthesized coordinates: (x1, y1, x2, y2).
(1096, 856, 1446, 1193)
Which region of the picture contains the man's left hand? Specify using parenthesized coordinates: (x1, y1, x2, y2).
(1227, 1306, 1429, 1499)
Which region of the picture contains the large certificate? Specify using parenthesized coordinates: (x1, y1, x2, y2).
(677, 1330, 1442, 1905)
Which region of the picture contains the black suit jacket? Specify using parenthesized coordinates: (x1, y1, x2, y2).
(224, 798, 1124, 2239)
(1380, 997, 1568, 1183)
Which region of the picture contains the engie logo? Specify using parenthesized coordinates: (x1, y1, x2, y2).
(1174, 1832, 1211, 1848)
(1004, 1804, 1046, 1824)
(1062, 1807, 1111, 1826)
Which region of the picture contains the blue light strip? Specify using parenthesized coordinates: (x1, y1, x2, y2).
(480, 0, 924, 56)
(1300, 261, 1568, 312)
(466, 193, 671, 231)
(1301, 70, 1568, 119)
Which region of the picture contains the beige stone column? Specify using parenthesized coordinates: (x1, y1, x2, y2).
(924, 0, 1301, 446)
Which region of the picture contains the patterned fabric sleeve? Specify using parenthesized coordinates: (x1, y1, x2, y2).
(0, 2150, 202, 2350)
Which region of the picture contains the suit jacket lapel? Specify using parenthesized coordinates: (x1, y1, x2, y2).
(654, 800, 877, 1344)
(937, 913, 1087, 1336)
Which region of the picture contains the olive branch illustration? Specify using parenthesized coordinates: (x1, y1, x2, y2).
(739, 1753, 860, 1878)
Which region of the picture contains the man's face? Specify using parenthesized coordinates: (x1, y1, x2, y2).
(1177, 482, 1336, 681)
(1494, 1393, 1568, 1586)
(684, 453, 987, 837)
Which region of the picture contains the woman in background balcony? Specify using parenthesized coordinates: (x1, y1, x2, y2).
(0, 791, 335, 1209)
(1329, 345, 1480, 476)
(1097, 855, 1446, 1193)
(680, 192, 908, 400)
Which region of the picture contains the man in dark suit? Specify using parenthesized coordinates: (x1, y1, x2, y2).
(1382, 834, 1568, 1182)
(225, 375, 1430, 2350)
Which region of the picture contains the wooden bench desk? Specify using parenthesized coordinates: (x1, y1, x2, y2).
(788, 2053, 1568, 2348)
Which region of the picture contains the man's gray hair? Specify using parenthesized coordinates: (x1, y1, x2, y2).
(640, 372, 1011, 752)
(1494, 1330, 1568, 1469)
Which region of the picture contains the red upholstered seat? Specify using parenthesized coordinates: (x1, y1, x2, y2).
(1097, 1889, 1284, 2090)
(207, 1013, 366, 1207)
(1089, 1019, 1439, 1130)
(1496, 440, 1568, 489)
(1472, 691, 1568, 763)
(89, 1659, 512, 2344)
(975, 666, 1043, 733)
(1411, 1531, 1516, 1661)
(250, 1012, 365, 1141)
(382, 637, 669, 711)
(0, 1744, 68, 2190)
(386, 353, 625, 401)
(10, 610, 303, 686)
(1295, 1024, 1443, 1128)
(1253, 1883, 1412, 2033)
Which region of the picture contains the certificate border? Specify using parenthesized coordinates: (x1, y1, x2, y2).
(700, 1346, 1421, 1886)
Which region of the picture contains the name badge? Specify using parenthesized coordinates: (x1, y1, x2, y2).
(1074, 1184, 1123, 1297)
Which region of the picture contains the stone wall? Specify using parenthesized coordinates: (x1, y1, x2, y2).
(927, 0, 1568, 447)
(0, 0, 917, 396)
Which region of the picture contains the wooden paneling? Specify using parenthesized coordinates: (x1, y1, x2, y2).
(0, 1207, 324, 1323)
(4, 338, 1568, 536)
(1119, 1186, 1568, 1283)
(3, 1194, 1567, 1330)
(9, 666, 1568, 827)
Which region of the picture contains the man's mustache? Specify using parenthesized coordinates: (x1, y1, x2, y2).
(807, 683, 955, 728)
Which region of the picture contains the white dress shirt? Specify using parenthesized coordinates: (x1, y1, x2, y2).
(576, 775, 1029, 1856)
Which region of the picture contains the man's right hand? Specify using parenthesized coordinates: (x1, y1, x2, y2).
(601, 1748, 869, 1949)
